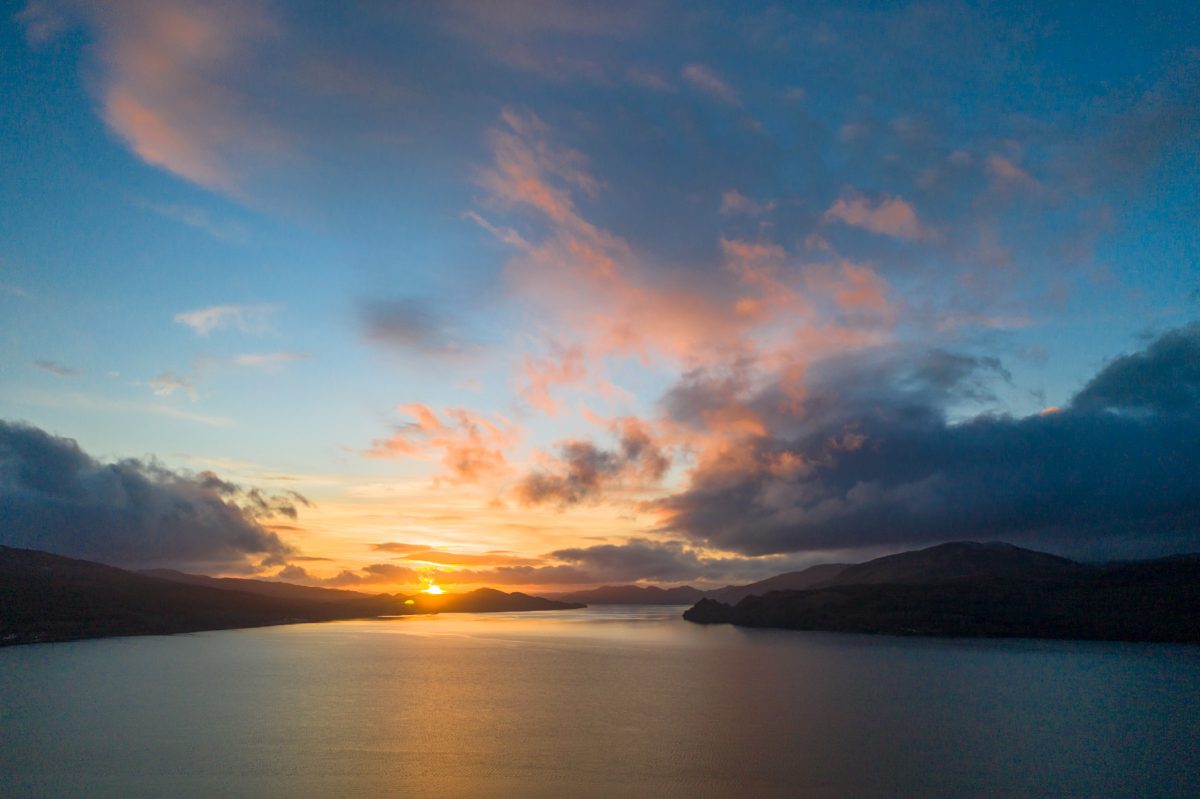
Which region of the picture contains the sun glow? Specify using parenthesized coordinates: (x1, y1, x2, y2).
(421, 583, 444, 595)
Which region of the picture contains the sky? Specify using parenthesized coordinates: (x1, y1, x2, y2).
(1, 0, 1198, 592)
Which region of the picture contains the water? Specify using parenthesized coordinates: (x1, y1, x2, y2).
(1, 606, 1197, 798)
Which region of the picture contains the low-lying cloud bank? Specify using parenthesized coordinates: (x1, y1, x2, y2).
(651, 323, 1200, 560)
(282, 537, 803, 590)
(0, 421, 301, 570)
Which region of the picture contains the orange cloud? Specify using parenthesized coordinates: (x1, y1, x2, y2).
(365, 403, 519, 484)
(520, 343, 587, 414)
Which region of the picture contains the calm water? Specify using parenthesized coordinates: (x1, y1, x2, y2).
(1, 606, 1197, 798)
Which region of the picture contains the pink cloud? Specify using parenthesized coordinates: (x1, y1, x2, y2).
(985, 154, 1036, 186)
(682, 64, 740, 106)
(366, 403, 520, 484)
(520, 343, 587, 414)
(28, 1, 286, 194)
(719, 190, 776, 216)
(823, 192, 933, 241)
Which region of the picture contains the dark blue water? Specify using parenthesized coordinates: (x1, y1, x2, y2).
(2, 606, 1197, 798)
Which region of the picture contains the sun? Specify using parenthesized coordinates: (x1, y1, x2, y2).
(421, 583, 444, 595)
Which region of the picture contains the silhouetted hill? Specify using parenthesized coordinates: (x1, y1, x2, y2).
(0, 546, 583, 646)
(684, 544, 1200, 643)
(825, 541, 1085, 586)
(141, 569, 370, 603)
(403, 587, 584, 614)
(549, 585, 706, 604)
(709, 563, 850, 603)
(0, 546, 361, 645)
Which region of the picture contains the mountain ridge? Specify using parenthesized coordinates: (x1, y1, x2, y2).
(683, 542, 1200, 643)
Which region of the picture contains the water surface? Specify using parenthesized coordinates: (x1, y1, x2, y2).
(2, 606, 1197, 798)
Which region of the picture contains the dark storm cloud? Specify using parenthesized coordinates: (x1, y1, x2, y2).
(652, 324, 1200, 559)
(1071, 324, 1200, 414)
(0, 420, 300, 569)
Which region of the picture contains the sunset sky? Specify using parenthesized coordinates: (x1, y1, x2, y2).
(2, 1, 1198, 592)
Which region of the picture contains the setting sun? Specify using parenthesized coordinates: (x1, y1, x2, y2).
(421, 584, 444, 595)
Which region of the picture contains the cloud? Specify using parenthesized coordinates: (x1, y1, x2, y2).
(473, 110, 898, 375)
(32, 360, 78, 378)
(1071, 324, 1200, 414)
(984, 154, 1036, 187)
(140, 200, 249, 243)
(25, 0, 285, 193)
(519, 343, 586, 414)
(546, 538, 771, 583)
(359, 298, 468, 356)
(515, 417, 669, 506)
(282, 562, 423, 588)
(147, 370, 195, 398)
(233, 352, 312, 368)
(433, 538, 801, 586)
(0, 420, 301, 569)
(649, 324, 1200, 560)
(1, 387, 233, 427)
(365, 403, 519, 483)
(174, 304, 277, 335)
(823, 192, 932, 241)
(368, 541, 430, 555)
(682, 64, 740, 106)
(719, 190, 775, 216)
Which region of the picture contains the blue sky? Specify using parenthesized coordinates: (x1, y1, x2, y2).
(1, 1, 1198, 588)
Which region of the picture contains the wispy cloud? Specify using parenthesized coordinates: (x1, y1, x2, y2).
(139, 200, 249, 243)
(719, 190, 776, 216)
(233, 352, 312, 368)
(147, 370, 196, 398)
(174, 304, 278, 336)
(682, 63, 740, 106)
(2, 387, 233, 427)
(519, 343, 587, 415)
(32, 360, 79, 378)
(365, 403, 519, 484)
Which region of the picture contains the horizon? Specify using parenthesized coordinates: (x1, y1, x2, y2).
(3, 1, 1199, 596)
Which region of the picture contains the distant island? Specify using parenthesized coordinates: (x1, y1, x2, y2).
(0, 545, 584, 647)
(683, 542, 1200, 644)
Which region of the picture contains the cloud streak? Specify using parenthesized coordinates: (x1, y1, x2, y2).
(32, 360, 79, 378)
(174, 304, 278, 336)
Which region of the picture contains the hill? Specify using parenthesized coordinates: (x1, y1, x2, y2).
(683, 543, 1200, 643)
(824, 541, 1084, 586)
(0, 546, 583, 646)
(548, 585, 706, 605)
(140, 569, 370, 603)
(708, 563, 850, 603)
